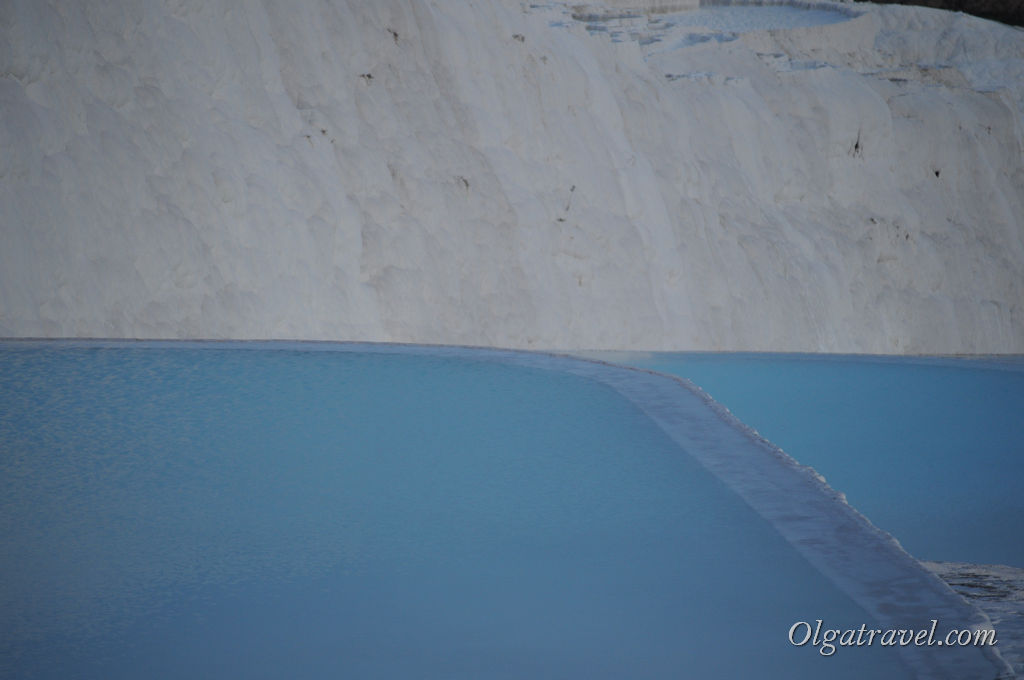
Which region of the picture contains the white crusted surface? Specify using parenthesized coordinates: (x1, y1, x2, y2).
(1, 1, 1022, 352)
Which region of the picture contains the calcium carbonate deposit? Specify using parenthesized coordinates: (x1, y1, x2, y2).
(1, 0, 1022, 352)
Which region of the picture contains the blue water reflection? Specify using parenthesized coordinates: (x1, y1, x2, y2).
(609, 353, 1024, 568)
(0, 343, 912, 678)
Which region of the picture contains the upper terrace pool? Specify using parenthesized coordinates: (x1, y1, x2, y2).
(0, 342, 1006, 678)
(569, 1, 856, 49)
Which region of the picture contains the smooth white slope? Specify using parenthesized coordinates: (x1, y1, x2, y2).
(1, 0, 1022, 351)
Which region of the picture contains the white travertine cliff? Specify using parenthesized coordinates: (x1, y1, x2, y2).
(1, 0, 1022, 352)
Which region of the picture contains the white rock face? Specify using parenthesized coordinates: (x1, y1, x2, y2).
(1, 0, 1022, 352)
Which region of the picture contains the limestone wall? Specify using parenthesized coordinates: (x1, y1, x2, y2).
(1, 0, 1022, 352)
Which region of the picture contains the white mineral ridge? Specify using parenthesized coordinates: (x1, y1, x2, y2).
(1, 0, 1022, 352)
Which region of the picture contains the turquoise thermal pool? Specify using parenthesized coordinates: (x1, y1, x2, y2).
(602, 352, 1024, 568)
(0, 342, 1006, 678)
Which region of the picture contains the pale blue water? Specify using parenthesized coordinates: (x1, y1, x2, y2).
(606, 353, 1024, 568)
(661, 4, 851, 33)
(0, 343, 911, 679)
(577, 3, 853, 47)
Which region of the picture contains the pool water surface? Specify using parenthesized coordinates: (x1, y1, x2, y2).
(0, 342, 1002, 678)
(599, 352, 1024, 568)
(572, 1, 855, 49)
